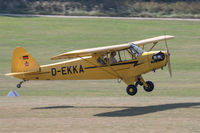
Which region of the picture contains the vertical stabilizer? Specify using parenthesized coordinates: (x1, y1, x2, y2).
(11, 47, 40, 73)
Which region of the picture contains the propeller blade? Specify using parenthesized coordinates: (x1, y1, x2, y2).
(167, 55, 172, 77)
(165, 37, 170, 55)
(165, 37, 172, 77)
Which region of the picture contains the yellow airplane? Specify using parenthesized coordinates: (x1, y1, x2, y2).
(6, 35, 174, 96)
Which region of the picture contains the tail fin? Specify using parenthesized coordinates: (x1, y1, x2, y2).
(11, 47, 40, 73)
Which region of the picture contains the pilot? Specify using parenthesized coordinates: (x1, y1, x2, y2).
(110, 52, 117, 64)
(97, 57, 105, 65)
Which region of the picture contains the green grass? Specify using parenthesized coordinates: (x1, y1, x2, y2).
(0, 16, 200, 97)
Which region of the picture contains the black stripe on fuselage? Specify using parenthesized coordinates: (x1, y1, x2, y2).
(85, 60, 142, 69)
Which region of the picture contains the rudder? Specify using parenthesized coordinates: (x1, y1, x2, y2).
(11, 47, 40, 73)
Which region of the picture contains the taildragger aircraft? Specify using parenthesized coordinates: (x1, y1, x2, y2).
(6, 35, 174, 96)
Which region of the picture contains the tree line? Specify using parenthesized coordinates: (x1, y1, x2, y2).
(0, 0, 200, 18)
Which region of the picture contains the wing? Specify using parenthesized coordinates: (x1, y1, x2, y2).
(133, 35, 174, 46)
(51, 35, 174, 60)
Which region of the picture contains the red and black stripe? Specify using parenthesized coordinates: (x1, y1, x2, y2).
(23, 55, 29, 60)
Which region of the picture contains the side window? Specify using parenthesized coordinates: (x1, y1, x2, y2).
(119, 49, 135, 61)
(110, 52, 121, 64)
(97, 52, 119, 65)
(97, 49, 135, 65)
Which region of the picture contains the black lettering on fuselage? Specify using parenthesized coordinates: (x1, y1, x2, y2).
(67, 66, 72, 74)
(61, 66, 66, 75)
(51, 65, 84, 76)
(51, 68, 57, 76)
(79, 65, 84, 73)
(133, 61, 142, 67)
(73, 65, 78, 73)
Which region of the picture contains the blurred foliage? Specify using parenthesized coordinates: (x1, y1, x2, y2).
(0, 0, 200, 18)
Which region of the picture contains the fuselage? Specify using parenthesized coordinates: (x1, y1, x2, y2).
(14, 50, 168, 82)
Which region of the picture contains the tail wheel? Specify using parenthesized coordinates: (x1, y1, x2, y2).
(143, 81, 154, 92)
(17, 84, 21, 88)
(16, 80, 27, 88)
(126, 85, 137, 96)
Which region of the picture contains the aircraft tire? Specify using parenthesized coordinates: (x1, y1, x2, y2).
(17, 84, 21, 88)
(143, 81, 154, 92)
(126, 85, 137, 96)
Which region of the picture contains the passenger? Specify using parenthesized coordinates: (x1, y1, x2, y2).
(97, 57, 105, 65)
(110, 52, 117, 64)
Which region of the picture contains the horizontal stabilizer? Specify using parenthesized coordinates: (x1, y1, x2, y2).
(5, 71, 43, 76)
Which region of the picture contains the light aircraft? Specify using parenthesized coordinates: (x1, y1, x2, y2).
(6, 35, 174, 96)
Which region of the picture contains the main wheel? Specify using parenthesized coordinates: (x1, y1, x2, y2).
(143, 81, 154, 92)
(17, 84, 21, 88)
(126, 85, 137, 96)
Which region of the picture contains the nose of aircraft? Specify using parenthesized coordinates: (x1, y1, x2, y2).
(164, 50, 170, 57)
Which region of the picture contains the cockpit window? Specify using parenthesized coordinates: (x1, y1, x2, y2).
(130, 43, 144, 57)
(118, 49, 134, 61)
(97, 44, 144, 65)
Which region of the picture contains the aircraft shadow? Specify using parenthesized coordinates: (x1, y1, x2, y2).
(94, 102, 200, 117)
(32, 102, 200, 117)
(32, 106, 130, 110)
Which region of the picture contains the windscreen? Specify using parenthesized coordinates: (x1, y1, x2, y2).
(130, 43, 144, 57)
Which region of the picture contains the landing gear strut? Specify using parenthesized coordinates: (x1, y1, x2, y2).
(126, 76, 154, 96)
(16, 80, 27, 88)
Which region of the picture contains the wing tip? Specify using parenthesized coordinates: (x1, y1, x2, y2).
(50, 57, 57, 60)
(163, 35, 175, 39)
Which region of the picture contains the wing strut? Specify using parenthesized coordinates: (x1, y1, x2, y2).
(148, 42, 158, 51)
(107, 63, 122, 80)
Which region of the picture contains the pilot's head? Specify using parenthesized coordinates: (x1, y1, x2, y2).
(111, 52, 116, 57)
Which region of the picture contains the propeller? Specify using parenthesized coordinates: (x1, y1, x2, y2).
(165, 37, 172, 77)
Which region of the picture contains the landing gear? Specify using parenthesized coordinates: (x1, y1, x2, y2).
(136, 77, 154, 92)
(135, 80, 143, 87)
(125, 76, 154, 96)
(126, 85, 137, 96)
(17, 84, 21, 88)
(143, 81, 154, 92)
(16, 80, 27, 88)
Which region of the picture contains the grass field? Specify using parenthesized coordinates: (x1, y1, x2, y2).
(0, 16, 200, 133)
